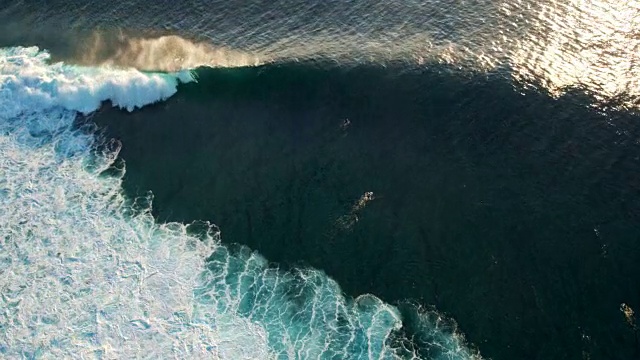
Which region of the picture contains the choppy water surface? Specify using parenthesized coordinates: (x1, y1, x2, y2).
(2, 0, 639, 108)
(1, 1, 639, 359)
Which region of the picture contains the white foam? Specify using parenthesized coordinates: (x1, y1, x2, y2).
(0, 46, 480, 360)
(0, 46, 193, 116)
(0, 46, 270, 359)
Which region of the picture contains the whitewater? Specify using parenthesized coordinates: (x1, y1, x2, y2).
(0, 46, 478, 359)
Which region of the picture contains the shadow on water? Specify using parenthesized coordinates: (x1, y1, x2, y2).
(92, 62, 640, 360)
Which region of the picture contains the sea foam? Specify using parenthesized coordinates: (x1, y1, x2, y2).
(0, 46, 269, 359)
(0, 46, 479, 359)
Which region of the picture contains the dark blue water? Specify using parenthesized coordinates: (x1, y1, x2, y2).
(91, 63, 640, 359)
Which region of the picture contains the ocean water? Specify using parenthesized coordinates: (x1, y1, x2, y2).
(1, 1, 639, 360)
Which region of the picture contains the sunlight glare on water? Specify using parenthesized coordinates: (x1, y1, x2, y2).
(505, 0, 640, 109)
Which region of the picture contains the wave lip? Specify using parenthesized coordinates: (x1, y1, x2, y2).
(0, 46, 193, 116)
(0, 46, 480, 359)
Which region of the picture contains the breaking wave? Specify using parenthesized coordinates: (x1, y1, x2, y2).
(0, 46, 480, 359)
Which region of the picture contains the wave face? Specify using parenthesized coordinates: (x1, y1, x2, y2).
(0, 46, 479, 359)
